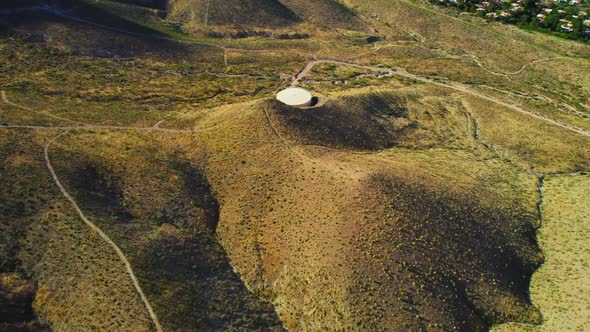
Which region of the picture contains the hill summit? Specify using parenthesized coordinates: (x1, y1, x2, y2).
(167, 0, 299, 28)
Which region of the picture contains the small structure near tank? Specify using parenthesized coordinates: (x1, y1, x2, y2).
(276, 88, 313, 107)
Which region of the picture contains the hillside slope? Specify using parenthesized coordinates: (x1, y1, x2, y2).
(166, 0, 368, 31)
(167, 0, 300, 28)
(0, 0, 589, 330)
(0, 131, 154, 331)
(185, 92, 546, 331)
(278, 0, 367, 30)
(493, 174, 590, 332)
(48, 131, 285, 331)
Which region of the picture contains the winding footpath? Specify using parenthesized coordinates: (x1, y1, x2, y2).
(399, 71, 590, 137)
(44, 132, 163, 332)
(291, 60, 396, 86)
(291, 60, 590, 138)
(15, 6, 587, 138)
(2, 6, 587, 332)
(471, 56, 567, 77)
(2, 58, 589, 138)
(1, 90, 85, 125)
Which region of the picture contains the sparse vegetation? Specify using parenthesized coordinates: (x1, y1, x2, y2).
(492, 173, 590, 331)
(0, 0, 588, 331)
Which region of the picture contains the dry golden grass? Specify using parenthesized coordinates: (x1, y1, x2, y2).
(1, 0, 590, 330)
(0, 101, 68, 127)
(0, 131, 152, 331)
(191, 103, 364, 330)
(168, 0, 299, 28)
(29, 208, 153, 332)
(492, 173, 590, 332)
(158, 91, 545, 330)
(346, 0, 590, 123)
(460, 94, 590, 173)
(46, 130, 284, 331)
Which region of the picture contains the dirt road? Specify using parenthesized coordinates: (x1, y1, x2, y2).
(291, 60, 590, 138)
(44, 132, 163, 332)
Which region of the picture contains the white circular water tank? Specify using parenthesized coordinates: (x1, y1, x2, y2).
(276, 88, 313, 107)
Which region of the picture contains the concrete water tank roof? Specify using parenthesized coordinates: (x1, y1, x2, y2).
(276, 88, 313, 107)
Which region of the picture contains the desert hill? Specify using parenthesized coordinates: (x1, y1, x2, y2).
(192, 90, 545, 331)
(277, 0, 367, 30)
(165, 0, 368, 33)
(0, 0, 589, 331)
(167, 0, 299, 28)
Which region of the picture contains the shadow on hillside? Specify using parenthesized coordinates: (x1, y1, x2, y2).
(52, 152, 284, 331)
(263, 93, 414, 151)
(349, 174, 543, 330)
(135, 228, 285, 331)
(109, 0, 168, 10)
(0, 6, 221, 63)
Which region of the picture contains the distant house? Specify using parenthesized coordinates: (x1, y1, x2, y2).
(544, 8, 553, 13)
(561, 26, 574, 32)
(584, 19, 590, 26)
(500, 10, 511, 17)
(487, 12, 499, 18)
(537, 13, 546, 20)
(570, 0, 581, 5)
